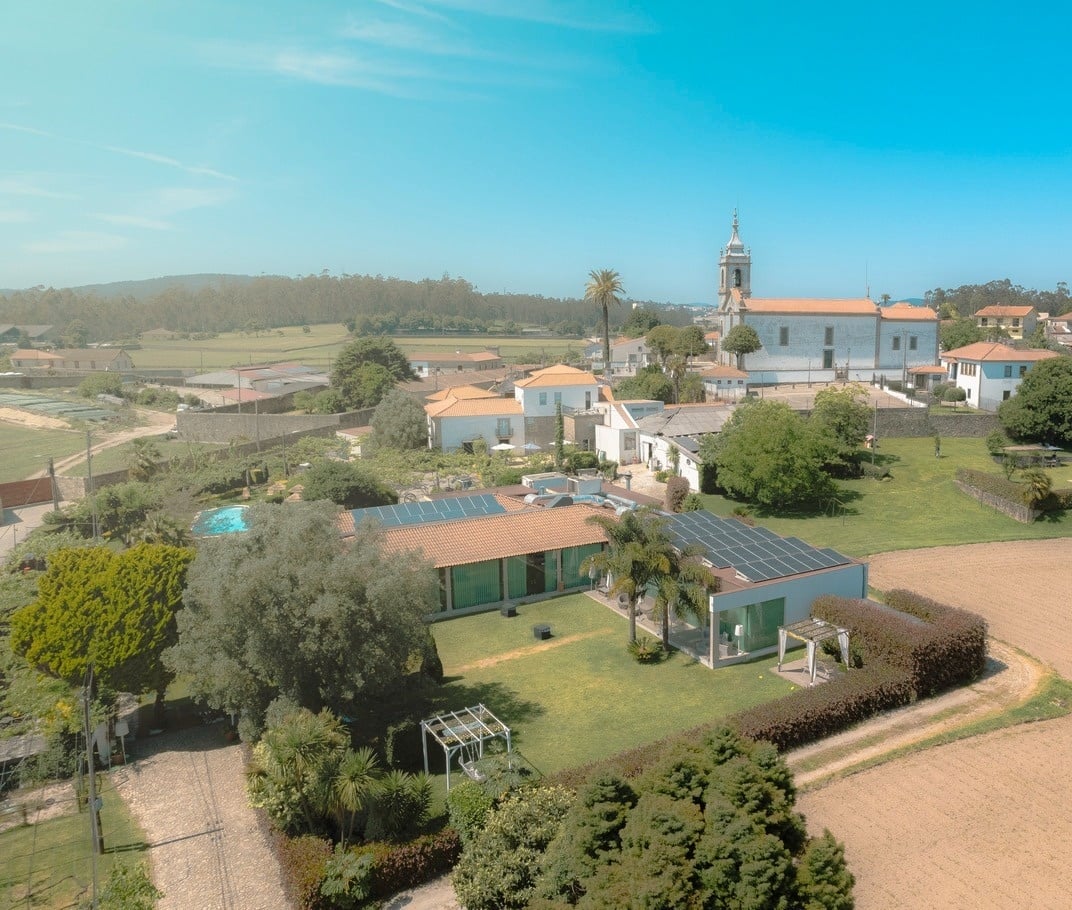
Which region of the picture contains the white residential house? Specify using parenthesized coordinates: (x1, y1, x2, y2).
(586, 338, 656, 376)
(513, 364, 601, 416)
(702, 364, 749, 401)
(973, 305, 1037, 341)
(592, 397, 665, 466)
(939, 342, 1059, 411)
(715, 213, 939, 384)
(425, 385, 525, 452)
(409, 350, 504, 377)
(634, 404, 736, 492)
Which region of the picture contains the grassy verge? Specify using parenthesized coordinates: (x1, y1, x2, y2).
(431, 594, 800, 778)
(697, 436, 1072, 556)
(0, 424, 86, 483)
(0, 774, 149, 910)
(796, 671, 1072, 790)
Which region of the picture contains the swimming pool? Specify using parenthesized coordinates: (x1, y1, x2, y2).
(191, 505, 251, 537)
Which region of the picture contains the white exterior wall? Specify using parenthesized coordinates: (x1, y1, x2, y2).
(947, 359, 1036, 411)
(740, 313, 877, 383)
(876, 320, 940, 380)
(709, 562, 868, 654)
(594, 424, 640, 465)
(703, 376, 749, 401)
(435, 414, 526, 451)
(515, 383, 599, 417)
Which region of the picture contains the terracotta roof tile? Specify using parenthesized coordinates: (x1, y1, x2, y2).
(425, 397, 523, 418)
(744, 298, 878, 315)
(514, 364, 599, 388)
(702, 365, 748, 378)
(426, 385, 500, 401)
(940, 342, 1059, 362)
(408, 351, 503, 362)
(379, 504, 609, 567)
(880, 304, 937, 321)
(975, 305, 1035, 317)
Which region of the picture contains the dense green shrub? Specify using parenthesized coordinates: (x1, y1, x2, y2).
(276, 834, 332, 910)
(860, 461, 891, 480)
(446, 781, 495, 846)
(360, 827, 462, 900)
(664, 475, 690, 512)
(626, 635, 665, 663)
(680, 493, 704, 512)
(653, 469, 670, 483)
(383, 717, 424, 770)
(813, 592, 987, 698)
(731, 664, 914, 751)
(320, 847, 374, 909)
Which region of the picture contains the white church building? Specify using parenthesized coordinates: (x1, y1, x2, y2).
(716, 214, 939, 385)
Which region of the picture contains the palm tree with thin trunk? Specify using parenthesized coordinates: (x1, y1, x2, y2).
(582, 508, 716, 645)
(585, 269, 626, 372)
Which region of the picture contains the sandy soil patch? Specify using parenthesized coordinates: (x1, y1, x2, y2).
(0, 406, 69, 430)
(453, 629, 612, 673)
(798, 540, 1072, 908)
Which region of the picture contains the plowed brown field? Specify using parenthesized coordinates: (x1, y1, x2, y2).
(799, 539, 1072, 909)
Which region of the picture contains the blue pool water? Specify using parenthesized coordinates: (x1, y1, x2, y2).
(191, 505, 251, 537)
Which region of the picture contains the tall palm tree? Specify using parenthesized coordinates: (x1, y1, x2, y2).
(332, 746, 381, 847)
(582, 508, 716, 645)
(585, 269, 626, 371)
(652, 557, 720, 651)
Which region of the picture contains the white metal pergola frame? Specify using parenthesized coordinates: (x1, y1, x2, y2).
(777, 618, 850, 686)
(421, 703, 512, 791)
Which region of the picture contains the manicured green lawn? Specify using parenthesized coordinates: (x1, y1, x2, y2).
(696, 436, 1072, 557)
(430, 594, 800, 777)
(0, 776, 148, 910)
(0, 424, 86, 483)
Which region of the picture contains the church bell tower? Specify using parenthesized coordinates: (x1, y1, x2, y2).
(718, 209, 751, 310)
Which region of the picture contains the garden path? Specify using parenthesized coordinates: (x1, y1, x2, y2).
(114, 723, 289, 910)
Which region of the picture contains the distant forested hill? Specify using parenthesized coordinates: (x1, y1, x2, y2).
(0, 273, 695, 342)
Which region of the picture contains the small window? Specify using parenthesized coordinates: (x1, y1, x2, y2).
(539, 392, 547, 406)
(554, 392, 562, 404)
(779, 327, 789, 346)
(1019, 365, 1028, 377)
(496, 419, 512, 437)
(892, 336, 901, 351)
(980, 317, 988, 326)
(734, 268, 742, 288)
(824, 327, 834, 346)
(1003, 390, 1012, 400)
(1012, 318, 1020, 327)
(909, 336, 917, 351)
(1003, 365, 1013, 378)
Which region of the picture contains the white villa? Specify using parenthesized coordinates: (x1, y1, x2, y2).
(939, 342, 1058, 411)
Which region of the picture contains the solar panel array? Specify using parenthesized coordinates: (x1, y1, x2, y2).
(665, 510, 853, 582)
(353, 493, 506, 528)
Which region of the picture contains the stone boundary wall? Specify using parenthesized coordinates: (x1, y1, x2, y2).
(177, 410, 341, 443)
(954, 479, 1039, 523)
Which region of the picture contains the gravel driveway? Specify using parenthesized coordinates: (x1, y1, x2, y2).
(115, 723, 290, 910)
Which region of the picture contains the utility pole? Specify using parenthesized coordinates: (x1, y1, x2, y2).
(47, 456, 59, 511)
(83, 664, 104, 888)
(85, 432, 99, 541)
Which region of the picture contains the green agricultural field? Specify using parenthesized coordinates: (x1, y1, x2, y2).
(697, 436, 1072, 557)
(0, 776, 147, 910)
(431, 594, 799, 778)
(0, 424, 86, 483)
(64, 437, 226, 477)
(129, 326, 586, 371)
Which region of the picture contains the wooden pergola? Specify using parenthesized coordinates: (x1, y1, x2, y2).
(777, 618, 850, 686)
(421, 703, 512, 791)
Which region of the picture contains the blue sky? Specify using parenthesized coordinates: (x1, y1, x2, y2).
(2, 1, 1071, 303)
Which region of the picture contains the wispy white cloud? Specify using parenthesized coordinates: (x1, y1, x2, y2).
(0, 209, 31, 223)
(0, 122, 237, 181)
(94, 213, 172, 231)
(25, 231, 127, 254)
(414, 0, 654, 32)
(370, 0, 451, 23)
(0, 175, 77, 200)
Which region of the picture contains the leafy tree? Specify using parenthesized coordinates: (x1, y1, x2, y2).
(452, 786, 576, 910)
(711, 400, 837, 508)
(301, 460, 398, 508)
(555, 402, 565, 469)
(721, 324, 762, 370)
(10, 544, 193, 708)
(998, 356, 1072, 446)
(62, 318, 89, 347)
(811, 383, 871, 469)
(166, 502, 438, 737)
(585, 269, 626, 369)
(331, 337, 416, 410)
(128, 438, 163, 481)
(613, 366, 675, 404)
(943, 315, 981, 351)
(531, 728, 854, 910)
(367, 389, 428, 451)
(43, 481, 163, 544)
(621, 307, 662, 338)
(78, 372, 124, 399)
(645, 325, 682, 367)
(677, 325, 708, 360)
(581, 508, 716, 646)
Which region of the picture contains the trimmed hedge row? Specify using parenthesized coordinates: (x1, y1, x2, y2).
(730, 663, 914, 751)
(355, 827, 462, 900)
(956, 468, 1023, 502)
(813, 593, 987, 697)
(275, 833, 332, 910)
